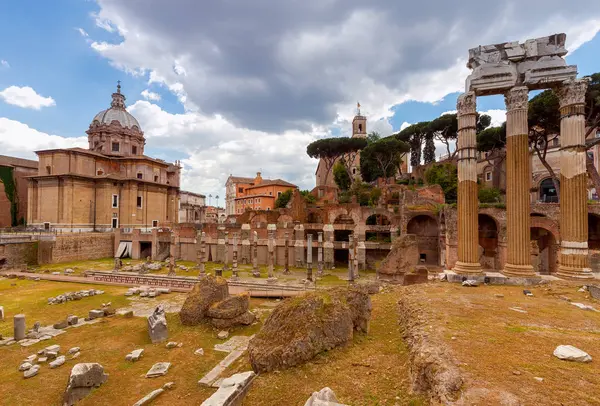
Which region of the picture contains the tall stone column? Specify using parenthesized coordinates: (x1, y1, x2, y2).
(267, 224, 276, 279)
(232, 233, 239, 279)
(306, 234, 313, 282)
(323, 224, 334, 269)
(348, 234, 355, 282)
(223, 231, 229, 271)
(283, 232, 290, 275)
(241, 224, 251, 264)
(454, 91, 482, 274)
(556, 79, 593, 279)
(294, 223, 305, 267)
(317, 232, 324, 277)
(503, 86, 535, 277)
(252, 231, 260, 277)
(198, 231, 206, 278)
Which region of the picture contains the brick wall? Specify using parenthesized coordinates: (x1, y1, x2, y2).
(48, 233, 114, 263)
(0, 241, 38, 267)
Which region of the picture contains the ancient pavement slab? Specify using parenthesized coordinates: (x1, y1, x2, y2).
(146, 362, 171, 378)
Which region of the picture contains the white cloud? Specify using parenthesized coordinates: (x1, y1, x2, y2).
(141, 89, 161, 101)
(400, 122, 411, 131)
(0, 60, 9, 68)
(0, 118, 87, 159)
(0, 86, 56, 110)
(127, 100, 323, 196)
(76, 27, 89, 37)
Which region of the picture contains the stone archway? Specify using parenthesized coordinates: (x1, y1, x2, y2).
(588, 213, 600, 250)
(539, 177, 559, 203)
(366, 214, 391, 226)
(478, 214, 498, 270)
(529, 215, 560, 275)
(406, 215, 439, 265)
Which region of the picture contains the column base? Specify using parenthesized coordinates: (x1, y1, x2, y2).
(453, 261, 482, 275)
(502, 263, 535, 277)
(556, 266, 594, 280)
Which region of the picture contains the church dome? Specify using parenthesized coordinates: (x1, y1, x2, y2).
(90, 83, 141, 130)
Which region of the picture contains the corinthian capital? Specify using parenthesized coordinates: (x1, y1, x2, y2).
(557, 78, 589, 109)
(504, 86, 529, 111)
(457, 91, 476, 116)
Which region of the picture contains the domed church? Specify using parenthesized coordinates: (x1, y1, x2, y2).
(27, 83, 181, 232)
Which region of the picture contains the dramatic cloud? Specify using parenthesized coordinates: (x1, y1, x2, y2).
(0, 118, 87, 158)
(81, 0, 600, 196)
(0, 86, 56, 110)
(92, 0, 600, 133)
(140, 89, 161, 101)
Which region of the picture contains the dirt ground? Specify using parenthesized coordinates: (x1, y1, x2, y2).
(401, 281, 600, 406)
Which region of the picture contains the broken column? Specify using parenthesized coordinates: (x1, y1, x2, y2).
(217, 226, 226, 264)
(294, 223, 305, 267)
(356, 235, 364, 276)
(306, 234, 313, 282)
(199, 232, 207, 277)
(283, 231, 290, 275)
(454, 91, 482, 275)
(241, 224, 251, 264)
(267, 224, 276, 280)
(556, 79, 593, 279)
(14, 314, 26, 341)
(348, 235, 355, 283)
(324, 224, 334, 269)
(317, 232, 324, 277)
(503, 87, 535, 277)
(223, 231, 230, 271)
(232, 233, 239, 280)
(252, 231, 260, 277)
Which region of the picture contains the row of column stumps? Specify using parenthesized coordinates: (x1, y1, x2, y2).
(454, 78, 593, 279)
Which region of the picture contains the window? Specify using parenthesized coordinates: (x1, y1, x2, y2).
(112, 142, 120, 152)
(137, 196, 143, 208)
(132, 145, 137, 155)
(111, 218, 118, 228)
(267, 207, 270, 211)
(97, 169, 104, 176)
(238, 187, 244, 193)
(318, 189, 324, 198)
(112, 194, 119, 208)
(277, 191, 282, 197)
(358, 124, 362, 132)
(46, 165, 52, 175)
(552, 137, 559, 147)
(154, 175, 158, 182)
(44, 222, 50, 231)
(137, 173, 143, 180)
(269, 192, 272, 196)
(485, 172, 492, 181)
(152, 220, 158, 227)
(352, 168, 356, 175)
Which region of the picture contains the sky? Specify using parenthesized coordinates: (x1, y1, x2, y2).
(1, 0, 599, 205)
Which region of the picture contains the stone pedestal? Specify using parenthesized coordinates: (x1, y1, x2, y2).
(503, 87, 535, 277)
(556, 79, 594, 279)
(454, 91, 482, 275)
(14, 314, 25, 341)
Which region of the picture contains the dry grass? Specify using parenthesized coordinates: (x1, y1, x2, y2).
(237, 289, 425, 406)
(405, 281, 600, 405)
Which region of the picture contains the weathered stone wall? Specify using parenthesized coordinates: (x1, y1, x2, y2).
(0, 241, 38, 267)
(49, 233, 114, 263)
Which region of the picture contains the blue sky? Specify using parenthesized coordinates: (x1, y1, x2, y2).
(1, 0, 599, 200)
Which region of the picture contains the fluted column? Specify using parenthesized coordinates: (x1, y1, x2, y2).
(503, 86, 535, 277)
(454, 91, 482, 274)
(556, 79, 593, 279)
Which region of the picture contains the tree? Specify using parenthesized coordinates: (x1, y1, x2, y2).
(339, 137, 368, 183)
(300, 190, 317, 204)
(477, 122, 507, 188)
(397, 122, 429, 169)
(423, 132, 436, 164)
(274, 189, 294, 209)
(367, 131, 381, 144)
(582, 73, 600, 193)
(478, 186, 502, 203)
(306, 138, 341, 185)
(360, 137, 409, 183)
(333, 160, 351, 191)
(528, 89, 561, 198)
(424, 163, 458, 203)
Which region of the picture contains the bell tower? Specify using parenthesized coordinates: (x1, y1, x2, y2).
(352, 102, 367, 138)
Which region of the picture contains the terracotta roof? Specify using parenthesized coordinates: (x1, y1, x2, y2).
(227, 176, 255, 184)
(244, 179, 297, 189)
(0, 155, 38, 169)
(234, 194, 276, 200)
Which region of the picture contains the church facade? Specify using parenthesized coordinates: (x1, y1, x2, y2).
(27, 84, 180, 232)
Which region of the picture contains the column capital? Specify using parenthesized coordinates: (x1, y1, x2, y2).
(504, 86, 529, 111)
(457, 91, 476, 116)
(556, 78, 589, 109)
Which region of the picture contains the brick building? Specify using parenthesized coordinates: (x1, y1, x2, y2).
(26, 84, 181, 232)
(226, 172, 297, 215)
(0, 155, 38, 227)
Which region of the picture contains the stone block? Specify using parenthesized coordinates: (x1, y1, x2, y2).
(146, 362, 170, 378)
(200, 371, 255, 406)
(147, 305, 168, 344)
(53, 320, 68, 329)
(67, 315, 78, 325)
(14, 314, 26, 341)
(63, 363, 108, 406)
(88, 310, 104, 320)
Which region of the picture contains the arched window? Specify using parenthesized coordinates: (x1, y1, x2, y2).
(539, 178, 559, 203)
